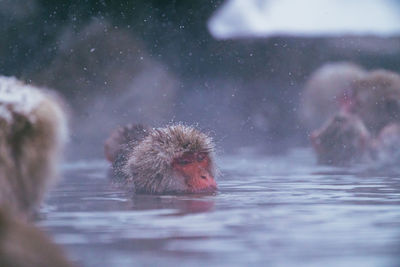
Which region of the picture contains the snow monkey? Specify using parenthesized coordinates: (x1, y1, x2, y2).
(302, 63, 400, 166)
(105, 124, 217, 194)
(311, 112, 371, 166)
(299, 62, 366, 131)
(0, 76, 67, 217)
(349, 69, 400, 135)
(0, 77, 71, 266)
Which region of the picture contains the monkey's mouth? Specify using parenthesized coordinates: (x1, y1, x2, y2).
(184, 175, 218, 194)
(186, 184, 218, 194)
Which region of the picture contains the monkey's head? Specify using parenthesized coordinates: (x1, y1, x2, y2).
(350, 70, 400, 135)
(125, 124, 217, 194)
(311, 113, 371, 166)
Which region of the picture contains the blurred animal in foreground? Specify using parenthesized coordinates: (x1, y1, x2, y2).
(105, 124, 218, 194)
(0, 76, 72, 266)
(0, 208, 73, 267)
(0, 76, 67, 217)
(301, 63, 400, 166)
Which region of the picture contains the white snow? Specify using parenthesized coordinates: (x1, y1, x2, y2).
(208, 0, 400, 39)
(0, 76, 44, 122)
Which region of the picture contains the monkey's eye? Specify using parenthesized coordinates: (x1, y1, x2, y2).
(177, 158, 192, 165)
(197, 153, 207, 162)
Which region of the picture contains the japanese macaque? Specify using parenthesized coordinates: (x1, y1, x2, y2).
(299, 62, 366, 130)
(311, 112, 371, 166)
(0, 208, 73, 267)
(302, 63, 400, 166)
(0, 77, 72, 266)
(0, 76, 68, 217)
(105, 124, 217, 194)
(349, 70, 400, 135)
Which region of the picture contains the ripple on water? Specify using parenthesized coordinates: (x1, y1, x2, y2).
(39, 148, 400, 267)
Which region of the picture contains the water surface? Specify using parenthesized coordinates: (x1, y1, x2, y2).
(40, 148, 400, 267)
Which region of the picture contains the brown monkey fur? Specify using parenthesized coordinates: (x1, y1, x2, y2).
(299, 62, 366, 130)
(302, 63, 400, 166)
(350, 70, 400, 135)
(0, 208, 73, 267)
(0, 76, 68, 217)
(105, 124, 217, 194)
(0, 76, 72, 266)
(311, 112, 371, 166)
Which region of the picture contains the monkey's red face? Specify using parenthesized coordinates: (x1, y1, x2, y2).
(172, 152, 217, 193)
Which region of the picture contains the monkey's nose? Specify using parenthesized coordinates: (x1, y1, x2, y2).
(201, 175, 207, 179)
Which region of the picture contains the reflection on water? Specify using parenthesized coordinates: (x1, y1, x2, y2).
(39, 148, 400, 267)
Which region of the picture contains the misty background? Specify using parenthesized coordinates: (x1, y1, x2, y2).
(2, 0, 400, 159)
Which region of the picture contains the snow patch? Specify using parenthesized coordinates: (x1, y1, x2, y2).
(208, 0, 400, 39)
(0, 76, 45, 123)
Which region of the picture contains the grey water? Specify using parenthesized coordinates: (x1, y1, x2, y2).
(39, 148, 400, 267)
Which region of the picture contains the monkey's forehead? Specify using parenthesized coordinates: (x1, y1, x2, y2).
(157, 136, 214, 156)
